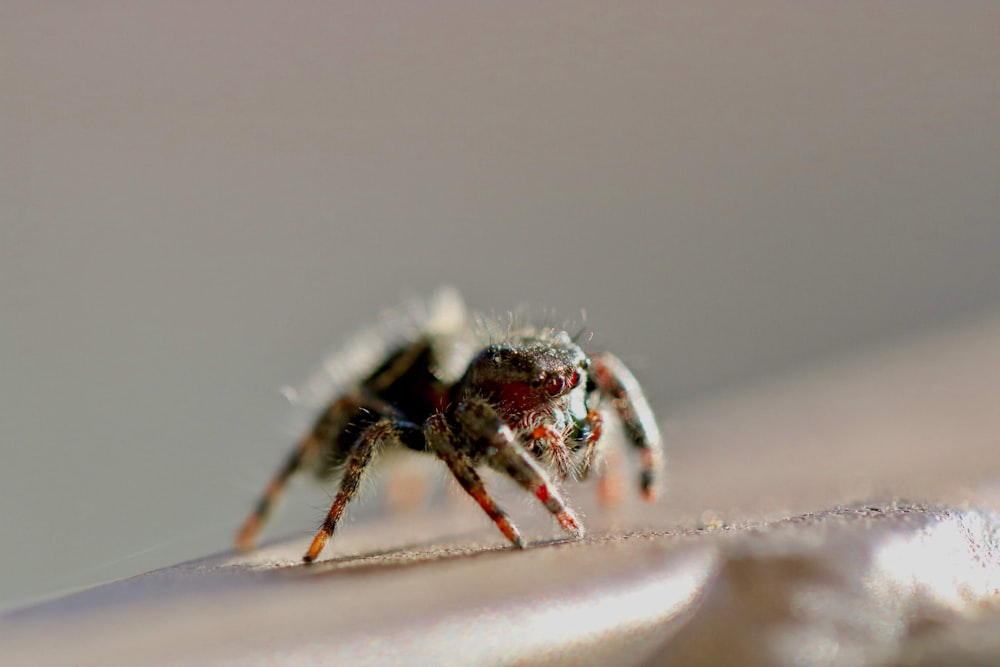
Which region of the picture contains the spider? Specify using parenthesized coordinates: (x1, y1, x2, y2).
(235, 288, 663, 562)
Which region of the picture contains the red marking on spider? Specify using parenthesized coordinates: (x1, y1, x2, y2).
(530, 424, 559, 442)
(535, 485, 551, 503)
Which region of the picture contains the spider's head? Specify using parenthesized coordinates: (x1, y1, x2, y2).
(463, 331, 590, 416)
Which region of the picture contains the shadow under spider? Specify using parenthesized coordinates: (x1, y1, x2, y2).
(273, 534, 574, 580)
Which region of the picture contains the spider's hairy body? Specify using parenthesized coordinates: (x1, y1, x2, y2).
(235, 288, 662, 562)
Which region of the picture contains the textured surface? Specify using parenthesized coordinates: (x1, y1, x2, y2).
(4, 507, 1000, 666)
(4, 311, 1000, 666)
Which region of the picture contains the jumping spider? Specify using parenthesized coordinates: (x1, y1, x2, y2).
(235, 288, 662, 562)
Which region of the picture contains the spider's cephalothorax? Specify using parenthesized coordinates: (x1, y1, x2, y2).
(235, 289, 662, 562)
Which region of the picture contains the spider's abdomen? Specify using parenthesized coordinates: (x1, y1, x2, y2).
(363, 341, 441, 417)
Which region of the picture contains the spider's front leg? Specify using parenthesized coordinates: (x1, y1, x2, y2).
(303, 417, 422, 563)
(424, 413, 524, 547)
(589, 352, 663, 501)
(453, 398, 585, 541)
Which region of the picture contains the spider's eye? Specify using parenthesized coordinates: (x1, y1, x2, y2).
(568, 369, 582, 388)
(544, 375, 566, 396)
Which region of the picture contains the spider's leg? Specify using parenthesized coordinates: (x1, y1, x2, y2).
(589, 352, 663, 501)
(303, 417, 418, 563)
(235, 432, 320, 552)
(424, 413, 524, 547)
(235, 392, 393, 553)
(596, 447, 626, 506)
(455, 399, 585, 539)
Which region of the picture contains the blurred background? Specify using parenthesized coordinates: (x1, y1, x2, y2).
(2, 1, 998, 609)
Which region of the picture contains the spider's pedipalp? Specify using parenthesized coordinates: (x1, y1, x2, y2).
(529, 423, 573, 479)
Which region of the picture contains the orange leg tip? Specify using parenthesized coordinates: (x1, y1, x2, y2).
(304, 533, 328, 563)
(234, 518, 260, 552)
(556, 511, 584, 537)
(598, 480, 625, 507)
(498, 519, 525, 548)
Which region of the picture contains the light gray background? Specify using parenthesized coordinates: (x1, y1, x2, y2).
(2, 1, 999, 608)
